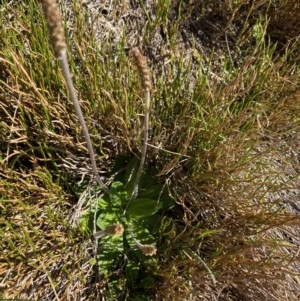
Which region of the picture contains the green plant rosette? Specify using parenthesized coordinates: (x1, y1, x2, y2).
(79, 156, 176, 300)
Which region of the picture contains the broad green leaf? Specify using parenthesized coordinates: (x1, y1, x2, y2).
(123, 230, 136, 260)
(109, 155, 128, 182)
(138, 276, 155, 288)
(158, 193, 175, 209)
(132, 222, 156, 245)
(105, 278, 125, 301)
(126, 199, 162, 218)
(78, 210, 93, 234)
(125, 222, 156, 261)
(138, 184, 166, 199)
(126, 261, 139, 287)
(123, 157, 140, 197)
(97, 235, 123, 277)
(110, 181, 128, 206)
(123, 157, 139, 187)
(139, 167, 158, 188)
(142, 213, 161, 234)
(98, 197, 109, 209)
(97, 209, 121, 229)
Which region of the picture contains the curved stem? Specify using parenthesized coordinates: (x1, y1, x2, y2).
(59, 51, 110, 195)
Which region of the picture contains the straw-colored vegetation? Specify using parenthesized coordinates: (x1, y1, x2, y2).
(1, 0, 300, 300)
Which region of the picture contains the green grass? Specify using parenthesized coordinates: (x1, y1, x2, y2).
(1, 0, 300, 300)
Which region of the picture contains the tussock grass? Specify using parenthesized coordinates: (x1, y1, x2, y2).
(1, 0, 300, 300)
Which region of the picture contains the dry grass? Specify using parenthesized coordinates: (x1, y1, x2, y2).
(0, 164, 102, 300)
(1, 0, 300, 300)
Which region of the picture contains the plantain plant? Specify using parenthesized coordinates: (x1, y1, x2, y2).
(79, 156, 175, 300)
(40, 0, 175, 299)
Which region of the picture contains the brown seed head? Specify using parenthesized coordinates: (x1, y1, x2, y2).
(104, 224, 124, 236)
(140, 244, 157, 256)
(130, 47, 151, 90)
(40, 0, 66, 58)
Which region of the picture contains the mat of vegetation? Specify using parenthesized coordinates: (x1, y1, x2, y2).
(1, 0, 300, 300)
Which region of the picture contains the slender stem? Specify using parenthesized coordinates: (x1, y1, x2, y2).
(129, 224, 143, 248)
(130, 88, 150, 200)
(59, 51, 110, 195)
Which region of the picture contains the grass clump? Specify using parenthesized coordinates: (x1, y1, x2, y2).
(1, 0, 300, 300)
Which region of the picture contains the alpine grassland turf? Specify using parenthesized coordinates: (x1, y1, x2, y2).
(1, 0, 300, 300)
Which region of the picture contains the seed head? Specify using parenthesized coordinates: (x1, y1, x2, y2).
(140, 244, 157, 256)
(129, 225, 156, 256)
(40, 0, 66, 58)
(130, 47, 151, 90)
(105, 224, 124, 236)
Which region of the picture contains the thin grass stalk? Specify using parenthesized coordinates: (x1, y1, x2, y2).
(182, 247, 216, 285)
(39, 0, 110, 194)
